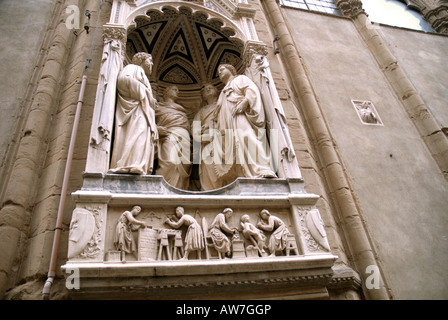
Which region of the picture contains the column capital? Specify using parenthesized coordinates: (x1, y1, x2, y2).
(333, 0, 365, 19)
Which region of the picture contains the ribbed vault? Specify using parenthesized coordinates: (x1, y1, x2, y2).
(126, 5, 245, 107)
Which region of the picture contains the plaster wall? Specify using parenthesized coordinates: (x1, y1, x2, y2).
(282, 8, 448, 299)
(0, 0, 58, 171)
(379, 27, 448, 129)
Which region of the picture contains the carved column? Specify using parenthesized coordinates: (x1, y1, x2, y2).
(85, 26, 127, 173)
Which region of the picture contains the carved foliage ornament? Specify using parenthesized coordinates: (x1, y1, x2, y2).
(333, 0, 365, 18)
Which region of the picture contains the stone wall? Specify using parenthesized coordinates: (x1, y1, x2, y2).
(280, 7, 448, 299)
(0, 0, 112, 299)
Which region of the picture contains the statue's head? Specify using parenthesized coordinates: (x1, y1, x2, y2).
(132, 52, 153, 75)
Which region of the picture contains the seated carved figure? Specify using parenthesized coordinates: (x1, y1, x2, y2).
(208, 208, 238, 258)
(257, 209, 290, 257)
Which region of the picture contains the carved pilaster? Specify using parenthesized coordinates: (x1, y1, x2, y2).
(242, 40, 268, 69)
(243, 40, 302, 179)
(85, 25, 127, 173)
(333, 0, 365, 19)
(103, 25, 127, 58)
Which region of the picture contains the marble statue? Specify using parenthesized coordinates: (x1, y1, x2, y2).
(212, 64, 276, 186)
(109, 52, 158, 175)
(155, 85, 192, 189)
(208, 208, 238, 258)
(192, 84, 221, 190)
(113, 205, 149, 262)
(257, 209, 290, 257)
(164, 206, 205, 260)
(240, 214, 267, 256)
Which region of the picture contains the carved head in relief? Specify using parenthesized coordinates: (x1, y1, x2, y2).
(175, 206, 185, 218)
(223, 207, 233, 220)
(131, 205, 142, 216)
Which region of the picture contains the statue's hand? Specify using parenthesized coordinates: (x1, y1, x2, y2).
(232, 98, 249, 116)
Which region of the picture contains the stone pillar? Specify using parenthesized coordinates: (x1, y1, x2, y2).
(0, 1, 74, 298)
(261, 0, 391, 299)
(85, 26, 127, 173)
(243, 40, 303, 179)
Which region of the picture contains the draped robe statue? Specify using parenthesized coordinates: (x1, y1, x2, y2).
(192, 84, 221, 190)
(212, 64, 276, 187)
(109, 52, 158, 175)
(155, 85, 192, 189)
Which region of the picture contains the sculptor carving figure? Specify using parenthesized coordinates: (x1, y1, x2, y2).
(192, 84, 221, 190)
(114, 206, 148, 262)
(109, 52, 158, 175)
(208, 208, 238, 258)
(164, 206, 204, 260)
(213, 64, 276, 186)
(155, 85, 192, 189)
(257, 209, 290, 256)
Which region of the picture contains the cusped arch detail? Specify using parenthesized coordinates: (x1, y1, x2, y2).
(123, 1, 247, 103)
(124, 1, 246, 42)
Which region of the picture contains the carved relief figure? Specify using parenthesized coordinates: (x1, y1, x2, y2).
(208, 208, 238, 258)
(155, 85, 192, 189)
(213, 64, 276, 187)
(240, 214, 267, 256)
(114, 206, 149, 262)
(353, 100, 382, 125)
(192, 84, 221, 190)
(109, 52, 158, 175)
(257, 209, 290, 257)
(164, 206, 205, 260)
(358, 101, 378, 124)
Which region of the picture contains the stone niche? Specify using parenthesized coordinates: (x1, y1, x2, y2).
(62, 0, 338, 300)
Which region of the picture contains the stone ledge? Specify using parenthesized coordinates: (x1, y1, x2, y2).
(63, 254, 337, 277)
(61, 254, 338, 299)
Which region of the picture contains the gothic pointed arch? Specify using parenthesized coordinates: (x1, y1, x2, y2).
(124, 2, 246, 106)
